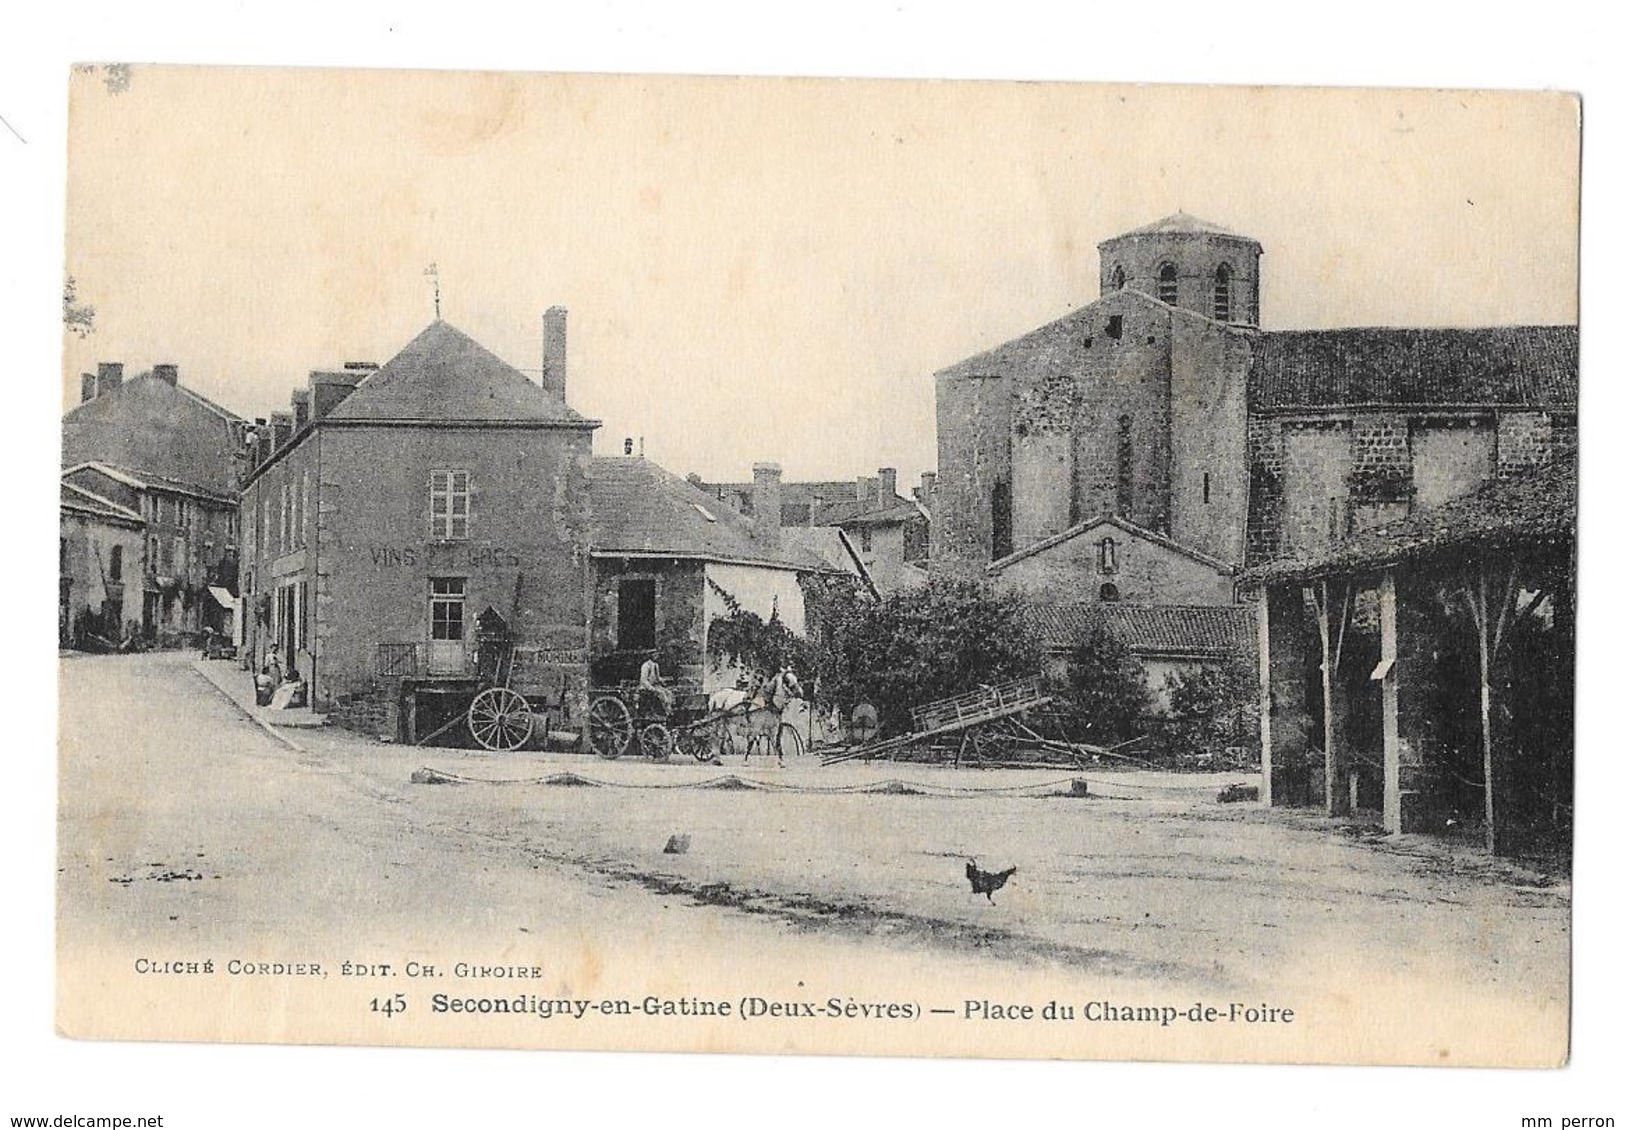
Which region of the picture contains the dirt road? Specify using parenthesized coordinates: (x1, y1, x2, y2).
(56, 651, 1570, 1063)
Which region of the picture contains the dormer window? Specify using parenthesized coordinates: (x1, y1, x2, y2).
(1214, 264, 1232, 322)
(1157, 263, 1178, 306)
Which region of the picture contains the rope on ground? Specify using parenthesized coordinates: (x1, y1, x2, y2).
(410, 766, 1227, 798)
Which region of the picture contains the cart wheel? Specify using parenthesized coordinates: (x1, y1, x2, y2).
(640, 722, 673, 762)
(589, 696, 634, 759)
(468, 687, 534, 752)
(675, 726, 714, 763)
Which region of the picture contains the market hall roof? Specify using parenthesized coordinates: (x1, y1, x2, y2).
(1250, 325, 1578, 411)
(326, 320, 596, 427)
(1241, 454, 1577, 587)
(589, 457, 834, 573)
(1028, 603, 1254, 660)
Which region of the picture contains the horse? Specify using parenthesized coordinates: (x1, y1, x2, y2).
(706, 686, 779, 761)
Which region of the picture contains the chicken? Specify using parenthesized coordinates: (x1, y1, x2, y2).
(965, 859, 1017, 904)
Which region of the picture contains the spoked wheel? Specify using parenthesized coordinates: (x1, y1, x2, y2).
(675, 725, 716, 764)
(468, 687, 535, 752)
(639, 722, 673, 762)
(589, 696, 634, 759)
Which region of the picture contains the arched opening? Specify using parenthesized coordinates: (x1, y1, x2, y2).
(1214, 263, 1232, 322)
(1157, 262, 1178, 306)
(1110, 264, 1126, 291)
(1098, 582, 1121, 603)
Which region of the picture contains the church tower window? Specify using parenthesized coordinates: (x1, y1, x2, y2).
(1110, 264, 1125, 291)
(1157, 263, 1179, 306)
(1214, 264, 1232, 322)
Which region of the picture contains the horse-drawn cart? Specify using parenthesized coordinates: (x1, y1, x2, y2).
(587, 682, 717, 762)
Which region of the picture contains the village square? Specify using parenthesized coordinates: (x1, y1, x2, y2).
(52, 70, 1577, 1064)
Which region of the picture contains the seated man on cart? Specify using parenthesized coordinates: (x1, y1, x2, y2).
(637, 651, 675, 719)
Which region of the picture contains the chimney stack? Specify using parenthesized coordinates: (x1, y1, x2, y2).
(96, 362, 124, 397)
(542, 306, 568, 402)
(859, 476, 879, 509)
(270, 412, 293, 453)
(252, 418, 269, 467)
(291, 389, 311, 430)
(80, 373, 96, 403)
(153, 363, 178, 387)
(752, 463, 783, 550)
(918, 471, 937, 509)
(879, 467, 898, 503)
(309, 370, 365, 421)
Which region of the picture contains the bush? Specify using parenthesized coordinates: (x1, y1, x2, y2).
(1049, 622, 1154, 746)
(807, 578, 1043, 734)
(1159, 660, 1260, 768)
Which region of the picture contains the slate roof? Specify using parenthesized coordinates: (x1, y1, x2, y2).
(1250, 326, 1578, 410)
(63, 461, 237, 505)
(327, 320, 592, 425)
(60, 480, 144, 527)
(781, 527, 874, 590)
(1029, 603, 1253, 660)
(1100, 212, 1257, 243)
(589, 457, 832, 571)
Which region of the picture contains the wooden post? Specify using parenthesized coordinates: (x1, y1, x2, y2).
(1379, 569, 1402, 834)
(1310, 579, 1352, 816)
(1257, 589, 1273, 807)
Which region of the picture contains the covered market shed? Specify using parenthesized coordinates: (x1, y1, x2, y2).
(1242, 455, 1575, 857)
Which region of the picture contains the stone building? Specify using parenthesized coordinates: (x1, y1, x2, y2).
(588, 458, 835, 690)
(932, 211, 1577, 602)
(697, 466, 932, 594)
(238, 315, 598, 739)
(61, 364, 245, 644)
(59, 479, 145, 648)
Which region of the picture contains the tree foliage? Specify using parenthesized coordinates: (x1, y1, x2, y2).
(1158, 659, 1260, 767)
(1050, 622, 1154, 745)
(806, 578, 1042, 733)
(64, 275, 95, 338)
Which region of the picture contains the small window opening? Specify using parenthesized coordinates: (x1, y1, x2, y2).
(1099, 582, 1121, 602)
(1098, 537, 1118, 575)
(1203, 472, 1211, 504)
(1214, 264, 1232, 322)
(1106, 315, 1123, 340)
(1110, 265, 1126, 291)
(1158, 263, 1179, 306)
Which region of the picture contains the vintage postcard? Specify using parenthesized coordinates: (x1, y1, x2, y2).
(56, 66, 1578, 1066)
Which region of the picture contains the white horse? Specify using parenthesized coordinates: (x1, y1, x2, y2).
(706, 686, 779, 761)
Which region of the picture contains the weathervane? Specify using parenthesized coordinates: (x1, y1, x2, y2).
(424, 262, 441, 319)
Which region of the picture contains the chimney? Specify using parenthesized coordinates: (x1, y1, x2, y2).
(80, 373, 96, 403)
(752, 462, 783, 550)
(252, 419, 268, 467)
(918, 471, 937, 509)
(153, 363, 178, 387)
(96, 362, 124, 396)
(542, 306, 568, 402)
(270, 411, 293, 453)
(878, 467, 898, 503)
(291, 389, 311, 431)
(859, 476, 879, 508)
(309, 370, 364, 420)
